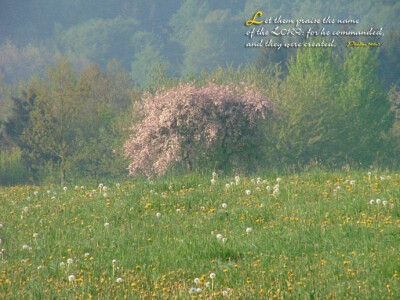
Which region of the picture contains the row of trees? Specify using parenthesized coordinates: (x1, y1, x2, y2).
(0, 45, 398, 184)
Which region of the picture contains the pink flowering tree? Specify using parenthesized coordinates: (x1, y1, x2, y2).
(124, 82, 276, 178)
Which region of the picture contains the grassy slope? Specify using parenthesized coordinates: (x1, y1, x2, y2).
(0, 170, 399, 298)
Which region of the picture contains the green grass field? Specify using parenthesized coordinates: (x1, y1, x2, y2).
(0, 170, 399, 299)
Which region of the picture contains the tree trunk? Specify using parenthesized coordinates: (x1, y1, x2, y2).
(61, 167, 66, 186)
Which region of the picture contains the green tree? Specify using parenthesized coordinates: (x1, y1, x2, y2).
(339, 48, 393, 164)
(22, 59, 82, 185)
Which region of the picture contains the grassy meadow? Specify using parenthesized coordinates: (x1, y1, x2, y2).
(0, 170, 399, 299)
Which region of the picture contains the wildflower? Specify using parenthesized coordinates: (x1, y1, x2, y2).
(276, 177, 282, 183)
(47, 190, 51, 194)
(27, 196, 31, 201)
(196, 288, 203, 293)
(37, 265, 43, 270)
(257, 177, 261, 184)
(350, 180, 356, 185)
(380, 176, 385, 181)
(225, 183, 230, 189)
(222, 238, 227, 243)
(382, 200, 388, 206)
(266, 186, 271, 192)
(104, 222, 110, 227)
(80, 186, 85, 190)
(33, 233, 39, 238)
(103, 186, 108, 192)
(168, 185, 173, 190)
(222, 290, 228, 297)
(84, 252, 90, 258)
(60, 262, 65, 267)
(34, 191, 39, 196)
(221, 203, 227, 209)
(63, 186, 67, 191)
(251, 179, 255, 184)
(68, 274, 76, 282)
(67, 258, 73, 265)
(112, 259, 117, 265)
(156, 212, 161, 218)
(22, 244, 30, 250)
(0, 223, 3, 229)
(245, 190, 251, 196)
(205, 281, 211, 288)
(368, 199, 375, 205)
(116, 277, 123, 283)
(216, 234, 223, 240)
(116, 183, 120, 188)
(246, 227, 253, 234)
(176, 208, 181, 213)
(75, 186, 79, 190)
(99, 183, 104, 189)
(189, 287, 197, 294)
(235, 175, 240, 185)
(103, 193, 108, 198)
(211, 178, 216, 185)
(210, 273, 216, 279)
(376, 199, 381, 204)
(23, 206, 29, 213)
(51, 196, 56, 200)
(212, 171, 217, 178)
(390, 203, 394, 209)
(194, 278, 200, 284)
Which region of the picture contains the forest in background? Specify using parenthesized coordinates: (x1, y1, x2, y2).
(0, 0, 400, 185)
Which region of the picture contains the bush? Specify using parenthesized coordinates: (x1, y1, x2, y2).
(0, 147, 31, 185)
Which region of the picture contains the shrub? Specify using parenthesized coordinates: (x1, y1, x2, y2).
(0, 147, 31, 185)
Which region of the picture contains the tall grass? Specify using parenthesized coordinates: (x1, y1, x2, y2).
(0, 147, 31, 186)
(0, 170, 399, 298)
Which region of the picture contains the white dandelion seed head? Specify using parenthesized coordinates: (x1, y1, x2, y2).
(205, 281, 211, 288)
(245, 190, 251, 196)
(176, 208, 181, 213)
(0, 223, 3, 229)
(222, 237, 227, 243)
(68, 274, 76, 282)
(112, 259, 117, 265)
(251, 179, 255, 184)
(196, 287, 202, 293)
(80, 186, 85, 190)
(22, 244, 29, 250)
(221, 203, 227, 209)
(59, 262, 65, 267)
(33, 233, 39, 238)
(75, 186, 79, 190)
(63, 186, 67, 191)
(222, 290, 228, 296)
(225, 183, 230, 189)
(116, 277, 123, 283)
(67, 258, 73, 264)
(212, 171, 217, 178)
(103, 193, 108, 198)
(276, 177, 282, 183)
(47, 190, 51, 194)
(216, 234, 223, 240)
(23, 207, 29, 213)
(189, 287, 197, 294)
(194, 278, 200, 284)
(34, 191, 39, 196)
(369, 199, 375, 205)
(376, 199, 381, 204)
(84, 252, 90, 258)
(382, 200, 388, 206)
(211, 178, 216, 185)
(104, 222, 110, 227)
(210, 273, 216, 279)
(116, 183, 120, 188)
(266, 186, 271, 191)
(246, 227, 253, 233)
(99, 183, 104, 189)
(156, 212, 161, 218)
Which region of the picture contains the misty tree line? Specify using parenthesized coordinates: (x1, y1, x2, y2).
(0, 45, 399, 185)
